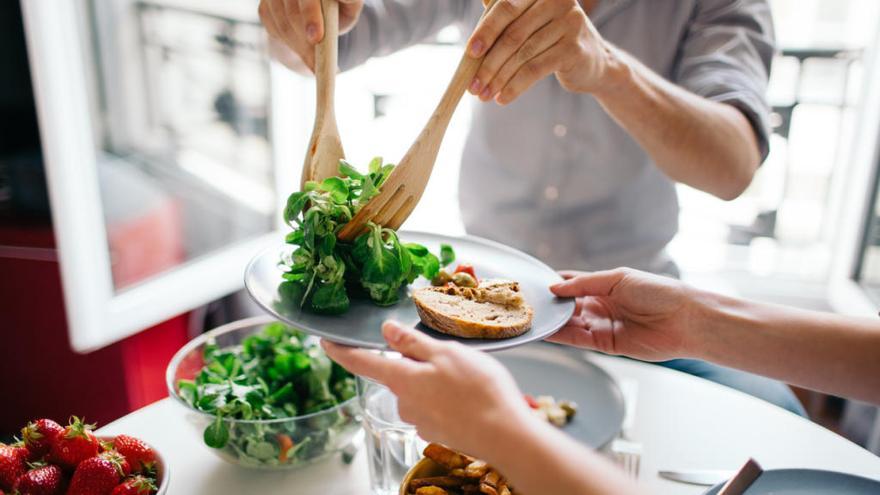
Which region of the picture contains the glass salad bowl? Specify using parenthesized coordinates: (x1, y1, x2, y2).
(165, 315, 362, 470)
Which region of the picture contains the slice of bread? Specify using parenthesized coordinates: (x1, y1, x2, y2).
(412, 279, 533, 339)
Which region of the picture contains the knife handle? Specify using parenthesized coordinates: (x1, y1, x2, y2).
(718, 458, 763, 495)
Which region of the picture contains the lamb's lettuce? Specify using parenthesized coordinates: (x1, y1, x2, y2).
(280, 158, 453, 314)
(176, 322, 358, 467)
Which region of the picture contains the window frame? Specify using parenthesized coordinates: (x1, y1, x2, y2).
(828, 32, 880, 317)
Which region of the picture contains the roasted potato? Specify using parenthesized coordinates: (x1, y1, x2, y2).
(465, 460, 490, 478)
(413, 444, 518, 495)
(424, 443, 474, 470)
(410, 477, 468, 489)
(414, 487, 449, 495)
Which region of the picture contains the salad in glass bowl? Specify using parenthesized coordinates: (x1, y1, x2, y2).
(166, 316, 361, 470)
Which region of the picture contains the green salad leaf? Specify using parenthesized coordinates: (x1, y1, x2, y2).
(280, 158, 454, 314)
(204, 415, 229, 448)
(440, 243, 455, 267)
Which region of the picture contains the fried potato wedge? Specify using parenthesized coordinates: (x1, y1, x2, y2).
(424, 444, 474, 470)
(479, 483, 499, 495)
(410, 476, 469, 489)
(465, 460, 490, 478)
(480, 470, 500, 487)
(412, 444, 519, 495)
(414, 487, 449, 495)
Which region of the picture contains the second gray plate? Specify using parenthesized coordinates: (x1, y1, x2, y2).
(704, 469, 880, 494)
(496, 342, 625, 448)
(244, 232, 576, 352)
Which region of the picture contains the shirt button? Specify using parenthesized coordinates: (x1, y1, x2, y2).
(544, 186, 559, 201)
(553, 124, 567, 138)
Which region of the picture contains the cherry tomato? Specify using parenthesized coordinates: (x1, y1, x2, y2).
(277, 434, 294, 462)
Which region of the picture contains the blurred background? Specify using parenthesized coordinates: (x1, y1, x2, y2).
(2, 0, 879, 453)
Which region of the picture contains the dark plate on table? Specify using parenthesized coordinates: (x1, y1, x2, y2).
(704, 469, 880, 494)
(244, 231, 575, 352)
(497, 342, 625, 448)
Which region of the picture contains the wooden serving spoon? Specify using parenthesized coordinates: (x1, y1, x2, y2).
(337, 0, 500, 241)
(301, 0, 345, 188)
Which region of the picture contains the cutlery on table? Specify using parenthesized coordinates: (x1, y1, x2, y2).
(301, 0, 345, 188)
(658, 469, 735, 486)
(336, 0, 500, 241)
(718, 458, 763, 495)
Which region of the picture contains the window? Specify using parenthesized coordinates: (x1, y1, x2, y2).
(87, 0, 276, 291)
(22, 0, 299, 350)
(670, 0, 880, 299)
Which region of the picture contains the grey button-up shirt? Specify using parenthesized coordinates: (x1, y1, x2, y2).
(339, 0, 775, 274)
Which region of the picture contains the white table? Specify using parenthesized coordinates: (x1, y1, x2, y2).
(98, 354, 880, 494)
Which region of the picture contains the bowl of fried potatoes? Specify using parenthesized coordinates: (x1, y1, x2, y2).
(400, 443, 517, 495)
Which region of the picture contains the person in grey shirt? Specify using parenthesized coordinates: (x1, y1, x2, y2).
(260, 0, 806, 415)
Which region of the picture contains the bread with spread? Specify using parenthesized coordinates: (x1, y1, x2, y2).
(413, 279, 533, 339)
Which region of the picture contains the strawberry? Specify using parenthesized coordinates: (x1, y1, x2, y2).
(101, 452, 130, 478)
(109, 437, 154, 475)
(109, 475, 157, 495)
(0, 443, 28, 491)
(67, 452, 126, 495)
(48, 417, 98, 471)
(12, 463, 65, 495)
(22, 419, 64, 460)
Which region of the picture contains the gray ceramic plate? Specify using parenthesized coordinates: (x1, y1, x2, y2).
(704, 469, 880, 494)
(244, 231, 576, 352)
(496, 342, 624, 448)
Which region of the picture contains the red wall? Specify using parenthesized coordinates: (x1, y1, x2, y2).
(0, 223, 188, 433)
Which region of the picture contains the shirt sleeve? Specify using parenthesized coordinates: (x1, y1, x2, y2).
(338, 0, 481, 71)
(673, 0, 776, 160)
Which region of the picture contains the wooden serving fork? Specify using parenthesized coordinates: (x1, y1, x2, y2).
(301, 0, 345, 188)
(337, 0, 500, 241)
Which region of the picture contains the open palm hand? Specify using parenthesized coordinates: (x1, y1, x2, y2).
(548, 268, 701, 361)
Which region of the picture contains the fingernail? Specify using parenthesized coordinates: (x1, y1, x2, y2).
(469, 78, 482, 94)
(480, 87, 491, 100)
(306, 23, 318, 42)
(469, 39, 484, 57)
(382, 320, 404, 344)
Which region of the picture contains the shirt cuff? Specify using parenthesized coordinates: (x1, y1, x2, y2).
(684, 71, 772, 162)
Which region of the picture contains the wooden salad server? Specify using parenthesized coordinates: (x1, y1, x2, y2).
(337, 0, 500, 241)
(301, 0, 345, 189)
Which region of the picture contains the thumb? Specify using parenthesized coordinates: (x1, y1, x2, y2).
(550, 269, 627, 298)
(382, 320, 440, 362)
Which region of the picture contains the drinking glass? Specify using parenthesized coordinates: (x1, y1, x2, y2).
(358, 376, 426, 495)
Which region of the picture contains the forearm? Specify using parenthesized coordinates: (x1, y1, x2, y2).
(479, 412, 641, 495)
(693, 291, 880, 404)
(593, 46, 760, 201)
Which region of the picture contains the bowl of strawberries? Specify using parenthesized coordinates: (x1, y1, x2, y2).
(1, 416, 168, 495)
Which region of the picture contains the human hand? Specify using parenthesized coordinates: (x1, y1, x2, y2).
(258, 0, 364, 71)
(549, 268, 704, 361)
(321, 321, 533, 456)
(466, 0, 618, 105)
